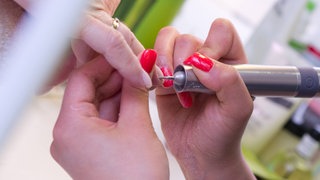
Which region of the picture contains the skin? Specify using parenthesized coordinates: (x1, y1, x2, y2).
(12, 0, 151, 92)
(50, 18, 257, 179)
(154, 18, 256, 179)
(4, 0, 169, 179)
(50, 55, 169, 180)
(3, 1, 256, 179)
(0, 0, 24, 60)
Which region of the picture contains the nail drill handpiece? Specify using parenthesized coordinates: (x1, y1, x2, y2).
(159, 65, 320, 97)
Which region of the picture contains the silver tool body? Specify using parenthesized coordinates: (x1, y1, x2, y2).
(160, 65, 320, 97)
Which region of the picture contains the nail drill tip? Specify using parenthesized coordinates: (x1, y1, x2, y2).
(158, 76, 175, 80)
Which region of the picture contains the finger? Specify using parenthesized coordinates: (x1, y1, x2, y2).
(154, 26, 179, 88)
(79, 16, 151, 88)
(173, 34, 203, 66)
(59, 55, 115, 120)
(119, 80, 152, 129)
(71, 39, 97, 67)
(149, 66, 163, 91)
(139, 49, 165, 92)
(118, 49, 157, 128)
(190, 57, 253, 122)
(95, 71, 122, 122)
(96, 71, 122, 103)
(139, 49, 157, 74)
(89, 0, 120, 16)
(174, 34, 203, 108)
(199, 18, 247, 64)
(89, 11, 145, 55)
(99, 92, 121, 122)
(117, 20, 144, 55)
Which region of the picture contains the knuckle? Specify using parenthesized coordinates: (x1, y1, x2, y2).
(105, 31, 126, 54)
(158, 26, 177, 36)
(79, 16, 96, 40)
(123, 28, 137, 49)
(52, 119, 76, 146)
(176, 34, 194, 44)
(103, 0, 121, 14)
(52, 122, 66, 142)
(68, 68, 85, 84)
(175, 34, 201, 51)
(221, 65, 239, 84)
(50, 141, 59, 161)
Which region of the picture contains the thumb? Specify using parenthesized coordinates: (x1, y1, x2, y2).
(118, 49, 157, 128)
(184, 52, 253, 120)
(119, 81, 152, 128)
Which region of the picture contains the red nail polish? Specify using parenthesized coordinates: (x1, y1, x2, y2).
(160, 67, 174, 87)
(140, 49, 157, 74)
(183, 52, 214, 72)
(178, 92, 193, 108)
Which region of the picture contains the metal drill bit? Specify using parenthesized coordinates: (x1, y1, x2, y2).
(158, 76, 175, 80)
(159, 72, 186, 86)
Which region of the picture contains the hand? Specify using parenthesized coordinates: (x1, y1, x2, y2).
(13, 0, 151, 93)
(50, 50, 169, 180)
(154, 19, 255, 179)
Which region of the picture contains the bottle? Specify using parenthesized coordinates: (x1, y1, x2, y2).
(258, 117, 305, 165)
(245, 0, 307, 64)
(268, 126, 320, 179)
(289, 0, 317, 43)
(241, 97, 301, 154)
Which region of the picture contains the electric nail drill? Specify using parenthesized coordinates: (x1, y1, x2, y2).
(159, 64, 320, 97)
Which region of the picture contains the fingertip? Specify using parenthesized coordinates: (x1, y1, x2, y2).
(177, 92, 193, 108)
(140, 49, 157, 74)
(139, 49, 158, 89)
(141, 71, 153, 89)
(160, 67, 174, 87)
(183, 52, 214, 72)
(212, 18, 234, 29)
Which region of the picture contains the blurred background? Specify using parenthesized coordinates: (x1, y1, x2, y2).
(1, 0, 320, 179)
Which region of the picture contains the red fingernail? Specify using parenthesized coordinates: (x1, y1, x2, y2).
(140, 49, 157, 74)
(160, 67, 174, 87)
(183, 52, 214, 72)
(178, 92, 193, 108)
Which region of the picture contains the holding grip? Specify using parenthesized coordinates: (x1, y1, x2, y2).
(172, 64, 320, 97)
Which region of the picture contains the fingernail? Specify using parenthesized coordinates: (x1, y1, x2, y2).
(160, 67, 174, 87)
(142, 71, 153, 89)
(178, 92, 193, 108)
(140, 49, 157, 74)
(183, 52, 214, 72)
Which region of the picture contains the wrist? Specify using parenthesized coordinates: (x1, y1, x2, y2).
(177, 150, 255, 180)
(201, 154, 255, 180)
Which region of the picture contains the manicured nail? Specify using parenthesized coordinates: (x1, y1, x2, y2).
(142, 71, 153, 89)
(140, 49, 157, 74)
(178, 92, 193, 108)
(183, 52, 214, 72)
(160, 67, 174, 87)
